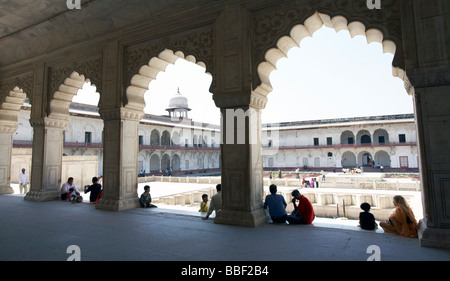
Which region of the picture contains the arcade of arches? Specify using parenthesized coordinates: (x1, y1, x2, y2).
(0, 1, 449, 250)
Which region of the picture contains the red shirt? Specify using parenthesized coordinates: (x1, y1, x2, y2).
(297, 195, 315, 224)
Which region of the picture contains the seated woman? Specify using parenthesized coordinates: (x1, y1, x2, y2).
(380, 195, 419, 238)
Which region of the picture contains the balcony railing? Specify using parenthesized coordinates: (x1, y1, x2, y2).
(13, 140, 103, 149)
(13, 140, 416, 151)
(139, 144, 220, 151)
(263, 141, 417, 150)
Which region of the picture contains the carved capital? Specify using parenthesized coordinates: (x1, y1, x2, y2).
(99, 107, 144, 122)
(0, 121, 18, 134)
(29, 117, 68, 129)
(213, 91, 268, 109)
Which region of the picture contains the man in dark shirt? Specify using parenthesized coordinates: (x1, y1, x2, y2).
(84, 177, 102, 203)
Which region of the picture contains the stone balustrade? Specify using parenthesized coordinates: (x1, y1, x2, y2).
(149, 176, 421, 222)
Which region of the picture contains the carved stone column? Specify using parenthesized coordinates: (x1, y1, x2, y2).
(24, 117, 67, 201)
(0, 122, 17, 194)
(413, 86, 450, 250)
(213, 92, 268, 227)
(95, 107, 143, 211)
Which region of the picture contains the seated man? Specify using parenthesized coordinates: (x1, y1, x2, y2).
(263, 184, 287, 223)
(60, 177, 79, 201)
(286, 189, 315, 224)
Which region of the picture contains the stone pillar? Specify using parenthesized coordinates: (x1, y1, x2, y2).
(213, 93, 267, 227)
(95, 107, 143, 211)
(0, 123, 16, 194)
(398, 0, 450, 250)
(413, 86, 450, 250)
(25, 117, 67, 201)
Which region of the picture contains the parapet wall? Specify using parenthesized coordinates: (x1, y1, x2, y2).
(145, 175, 422, 222)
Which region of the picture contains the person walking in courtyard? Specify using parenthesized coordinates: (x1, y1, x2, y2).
(202, 184, 222, 220)
(263, 184, 288, 223)
(84, 176, 102, 203)
(140, 185, 157, 208)
(286, 189, 315, 224)
(199, 193, 208, 212)
(380, 195, 419, 238)
(60, 177, 79, 201)
(19, 168, 29, 194)
(359, 202, 377, 230)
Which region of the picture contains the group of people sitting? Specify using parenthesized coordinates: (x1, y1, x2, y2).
(264, 184, 315, 224)
(138, 183, 222, 221)
(359, 195, 420, 237)
(60, 176, 103, 204)
(139, 181, 421, 239)
(263, 184, 420, 238)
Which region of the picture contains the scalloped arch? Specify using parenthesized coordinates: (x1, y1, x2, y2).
(254, 11, 414, 100)
(49, 71, 95, 119)
(125, 49, 211, 112)
(0, 86, 28, 124)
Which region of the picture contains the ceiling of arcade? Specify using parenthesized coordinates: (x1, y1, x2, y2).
(0, 0, 214, 67)
(0, 0, 408, 112)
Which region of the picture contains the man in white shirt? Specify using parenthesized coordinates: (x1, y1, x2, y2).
(19, 168, 29, 194)
(60, 177, 79, 201)
(202, 184, 222, 220)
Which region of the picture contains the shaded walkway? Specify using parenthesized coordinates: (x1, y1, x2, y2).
(0, 195, 448, 261)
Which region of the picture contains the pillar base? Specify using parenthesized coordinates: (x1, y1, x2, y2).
(24, 190, 60, 202)
(0, 186, 14, 195)
(418, 219, 450, 250)
(214, 208, 266, 227)
(95, 197, 139, 211)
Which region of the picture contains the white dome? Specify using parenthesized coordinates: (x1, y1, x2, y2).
(166, 88, 191, 110)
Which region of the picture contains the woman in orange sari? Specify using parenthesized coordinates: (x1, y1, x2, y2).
(380, 195, 419, 238)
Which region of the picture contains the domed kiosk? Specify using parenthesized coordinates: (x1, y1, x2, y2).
(166, 87, 191, 119)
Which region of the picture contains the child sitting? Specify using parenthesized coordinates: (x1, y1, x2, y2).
(199, 194, 208, 212)
(140, 185, 157, 208)
(359, 202, 377, 230)
(68, 187, 83, 203)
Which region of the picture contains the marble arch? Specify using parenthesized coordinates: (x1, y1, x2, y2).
(0, 87, 28, 195)
(125, 49, 211, 112)
(0, 87, 28, 125)
(255, 11, 414, 98)
(49, 71, 97, 120)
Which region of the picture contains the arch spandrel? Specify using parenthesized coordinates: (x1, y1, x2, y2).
(251, 3, 410, 98)
(254, 11, 413, 100)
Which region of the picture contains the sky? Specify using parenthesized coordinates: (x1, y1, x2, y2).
(74, 25, 414, 126)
